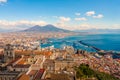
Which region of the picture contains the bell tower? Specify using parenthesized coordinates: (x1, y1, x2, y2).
(4, 44, 15, 63)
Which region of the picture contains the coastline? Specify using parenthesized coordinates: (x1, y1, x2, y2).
(40, 33, 120, 53)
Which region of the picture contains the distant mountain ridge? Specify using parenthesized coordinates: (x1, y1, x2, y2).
(23, 24, 71, 33)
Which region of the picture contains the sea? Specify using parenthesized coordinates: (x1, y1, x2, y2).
(40, 34, 120, 53)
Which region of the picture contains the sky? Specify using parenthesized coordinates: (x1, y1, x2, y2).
(0, 0, 120, 30)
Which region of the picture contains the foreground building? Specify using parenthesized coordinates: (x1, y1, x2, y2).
(0, 71, 21, 80)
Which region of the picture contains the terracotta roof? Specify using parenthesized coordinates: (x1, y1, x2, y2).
(17, 74, 30, 80)
(17, 59, 26, 65)
(34, 50, 53, 57)
(44, 51, 52, 57)
(15, 50, 53, 57)
(15, 50, 33, 55)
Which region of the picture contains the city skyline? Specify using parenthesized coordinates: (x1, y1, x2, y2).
(0, 0, 120, 30)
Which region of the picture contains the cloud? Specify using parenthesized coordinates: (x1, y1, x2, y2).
(55, 22, 93, 30)
(52, 16, 58, 18)
(75, 13, 80, 16)
(86, 11, 104, 19)
(55, 22, 73, 30)
(93, 14, 104, 19)
(86, 11, 95, 16)
(0, 0, 7, 3)
(38, 16, 42, 18)
(0, 20, 47, 30)
(76, 24, 94, 30)
(75, 17, 87, 21)
(56, 22, 65, 27)
(55, 16, 71, 29)
(59, 16, 71, 22)
(56, 23, 95, 30)
(112, 24, 120, 29)
(77, 23, 120, 30)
